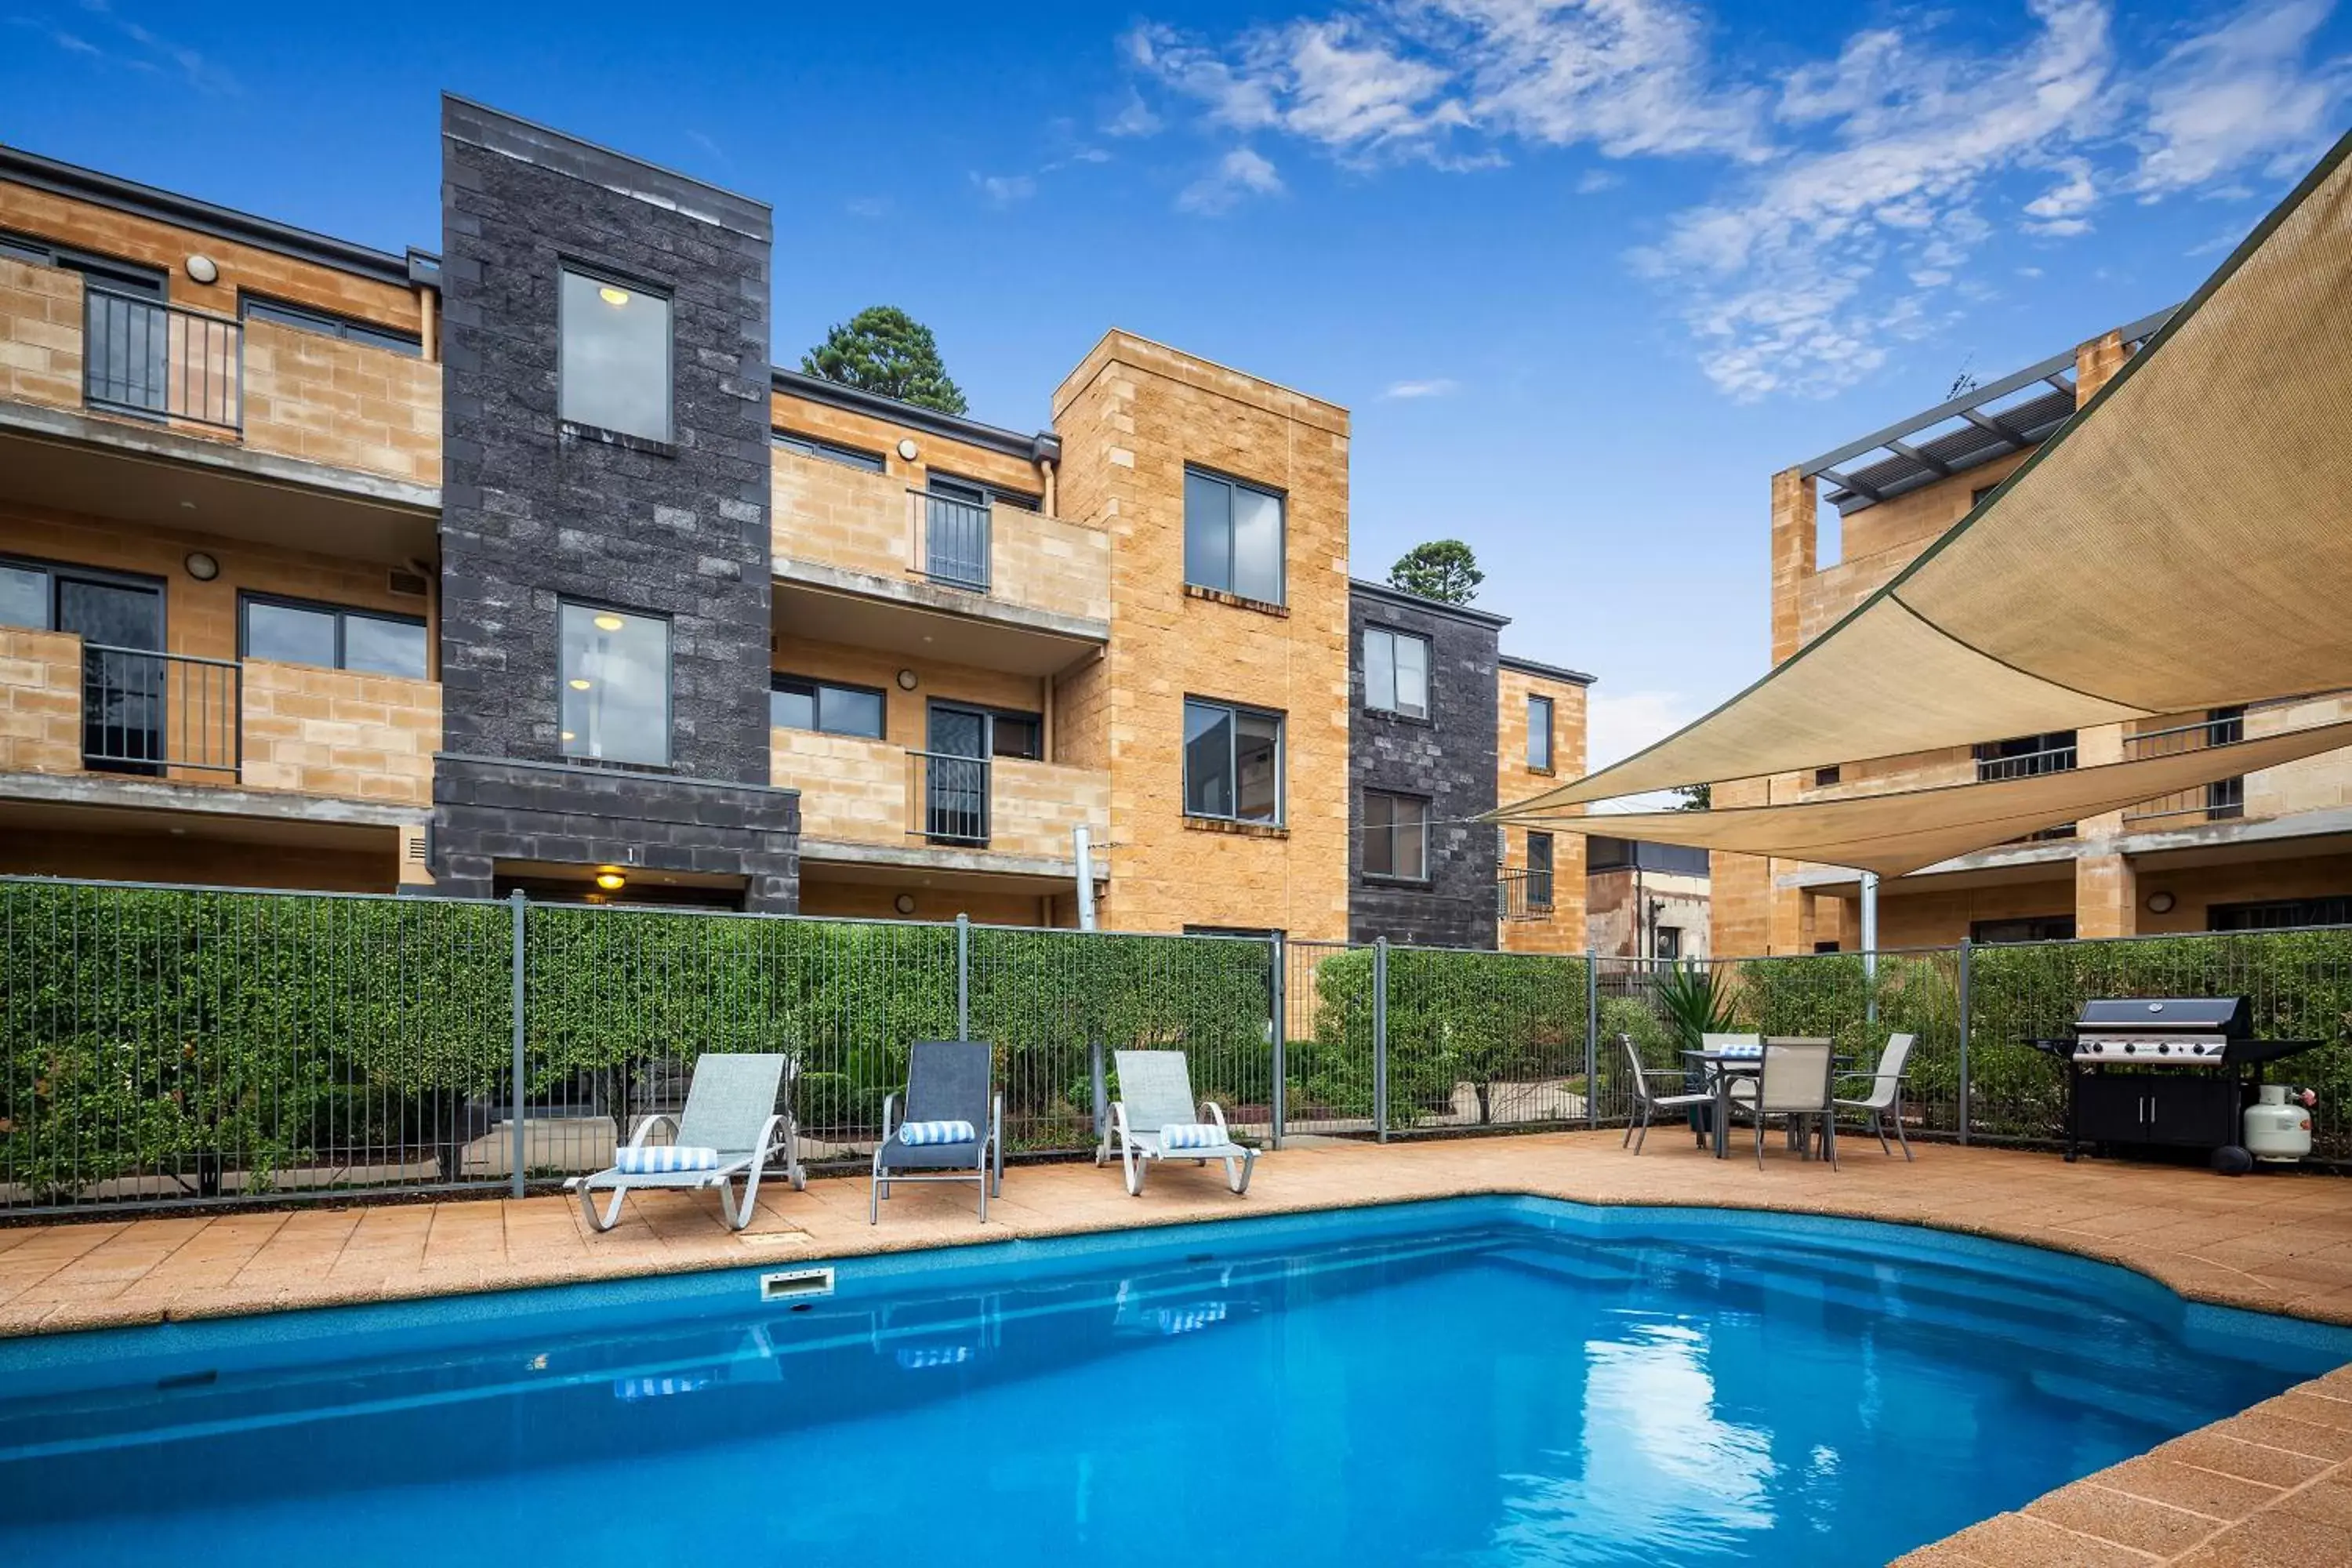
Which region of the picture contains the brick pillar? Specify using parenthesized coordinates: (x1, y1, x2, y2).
(2075, 330, 2129, 405)
(1769, 466, 1817, 663)
(2078, 852, 2138, 938)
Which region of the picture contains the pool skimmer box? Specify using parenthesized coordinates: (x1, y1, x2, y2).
(760, 1267, 836, 1302)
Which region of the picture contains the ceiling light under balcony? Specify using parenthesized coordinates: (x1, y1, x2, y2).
(595, 871, 627, 891)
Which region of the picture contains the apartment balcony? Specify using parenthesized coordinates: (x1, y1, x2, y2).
(770, 727, 1109, 879)
(0, 626, 439, 817)
(0, 257, 438, 561)
(770, 448, 1109, 677)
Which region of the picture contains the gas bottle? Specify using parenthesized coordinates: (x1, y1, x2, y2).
(2244, 1084, 2314, 1164)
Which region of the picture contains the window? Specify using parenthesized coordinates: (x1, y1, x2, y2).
(1655, 926, 1684, 961)
(240, 296, 421, 357)
(1526, 695, 1555, 770)
(770, 675, 885, 739)
(0, 561, 46, 629)
(2211, 897, 2352, 932)
(929, 472, 1040, 511)
(560, 602, 670, 766)
(771, 430, 885, 472)
(1526, 832, 1555, 909)
(1182, 467, 1284, 604)
(240, 596, 428, 679)
(1183, 698, 1283, 824)
(2206, 706, 2247, 819)
(1363, 626, 1430, 720)
(559, 266, 672, 443)
(1813, 940, 1842, 955)
(1969, 916, 2077, 944)
(1363, 791, 1428, 880)
(988, 711, 1043, 760)
(1814, 764, 1842, 787)
(0, 230, 164, 296)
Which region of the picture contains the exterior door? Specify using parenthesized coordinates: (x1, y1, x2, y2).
(56, 572, 166, 773)
(925, 704, 989, 843)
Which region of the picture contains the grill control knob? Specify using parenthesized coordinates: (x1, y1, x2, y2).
(2158, 1044, 2170, 1054)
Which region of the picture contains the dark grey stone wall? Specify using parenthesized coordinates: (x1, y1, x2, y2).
(1348, 584, 1501, 947)
(432, 755, 798, 912)
(430, 98, 793, 909)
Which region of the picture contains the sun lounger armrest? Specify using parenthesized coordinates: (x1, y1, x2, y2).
(1202, 1101, 1232, 1141)
(992, 1091, 1004, 1148)
(625, 1113, 678, 1149)
(752, 1113, 791, 1169)
(879, 1093, 899, 1145)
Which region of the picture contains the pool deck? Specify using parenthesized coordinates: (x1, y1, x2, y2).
(5, 1132, 2352, 1564)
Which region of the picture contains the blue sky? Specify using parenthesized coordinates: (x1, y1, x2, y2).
(5, 0, 2347, 769)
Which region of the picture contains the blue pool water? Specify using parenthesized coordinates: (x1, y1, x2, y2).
(1, 1197, 2346, 1566)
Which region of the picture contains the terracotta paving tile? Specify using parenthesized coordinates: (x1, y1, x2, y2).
(2153, 1432, 2339, 1490)
(2274, 1475, 2352, 1530)
(2095, 1456, 2287, 1522)
(2027, 1482, 2228, 1558)
(2173, 1510, 2352, 1566)
(2208, 1407, 2352, 1463)
(1939, 1509, 2161, 1566)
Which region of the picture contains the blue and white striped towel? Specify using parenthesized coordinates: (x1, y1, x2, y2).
(613, 1373, 713, 1400)
(898, 1119, 977, 1146)
(1715, 1043, 1763, 1059)
(1160, 1123, 1223, 1150)
(615, 1144, 720, 1174)
(895, 1344, 975, 1370)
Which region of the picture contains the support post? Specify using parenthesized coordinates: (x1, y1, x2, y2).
(1269, 933, 1287, 1151)
(1584, 947, 1600, 1131)
(509, 889, 527, 1200)
(956, 913, 971, 1040)
(1860, 869, 1881, 1025)
(1073, 826, 1096, 932)
(1956, 937, 1973, 1145)
(1373, 938, 1390, 1144)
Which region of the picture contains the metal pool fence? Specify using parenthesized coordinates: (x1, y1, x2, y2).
(7, 876, 2352, 1214)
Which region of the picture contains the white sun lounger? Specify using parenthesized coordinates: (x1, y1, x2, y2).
(566, 1053, 802, 1232)
(1097, 1049, 1255, 1196)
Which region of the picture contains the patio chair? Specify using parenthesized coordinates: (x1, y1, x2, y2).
(1620, 1033, 1715, 1155)
(1835, 1032, 1917, 1160)
(565, 1053, 801, 1233)
(871, 1040, 1003, 1225)
(1095, 1049, 1257, 1196)
(1751, 1038, 1838, 1171)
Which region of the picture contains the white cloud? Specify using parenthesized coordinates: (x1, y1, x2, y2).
(972, 172, 1038, 207)
(845, 196, 891, 219)
(1178, 147, 1286, 215)
(1105, 86, 1165, 138)
(1119, 0, 2352, 402)
(2132, 0, 2350, 195)
(1382, 376, 1461, 398)
(1575, 168, 1622, 194)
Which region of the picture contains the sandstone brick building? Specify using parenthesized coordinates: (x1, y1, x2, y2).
(0, 101, 1591, 941)
(1715, 309, 2352, 953)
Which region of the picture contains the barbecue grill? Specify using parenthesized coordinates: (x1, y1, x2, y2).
(2029, 997, 2322, 1171)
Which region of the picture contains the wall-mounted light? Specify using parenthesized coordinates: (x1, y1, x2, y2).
(2146, 891, 2177, 914)
(894, 893, 917, 915)
(184, 254, 220, 285)
(895, 669, 918, 691)
(183, 551, 220, 582)
(596, 869, 627, 892)
(896, 437, 920, 463)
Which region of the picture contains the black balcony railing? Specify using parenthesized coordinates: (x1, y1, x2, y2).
(918, 491, 991, 591)
(1497, 866, 1555, 922)
(80, 644, 241, 778)
(909, 750, 989, 845)
(82, 289, 242, 431)
(2123, 709, 2250, 826)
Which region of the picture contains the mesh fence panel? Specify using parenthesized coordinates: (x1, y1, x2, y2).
(1280, 938, 1373, 1138)
(1, 880, 510, 1209)
(1382, 946, 1592, 1135)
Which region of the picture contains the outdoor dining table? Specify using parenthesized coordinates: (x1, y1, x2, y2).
(1679, 1043, 1847, 1160)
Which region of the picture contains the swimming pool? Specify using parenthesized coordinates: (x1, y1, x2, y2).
(1, 1196, 2344, 1565)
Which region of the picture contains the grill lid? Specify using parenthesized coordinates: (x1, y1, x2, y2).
(2075, 996, 2251, 1035)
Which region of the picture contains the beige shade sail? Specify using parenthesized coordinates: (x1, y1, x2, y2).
(1527, 128, 2352, 810)
(1491, 720, 2352, 880)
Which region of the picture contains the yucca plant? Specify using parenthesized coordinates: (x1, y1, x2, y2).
(1651, 960, 1736, 1057)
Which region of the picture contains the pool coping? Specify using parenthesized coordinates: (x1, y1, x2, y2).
(4, 1134, 2351, 1563)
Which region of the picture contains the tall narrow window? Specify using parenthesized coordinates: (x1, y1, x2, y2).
(1182, 467, 1285, 604)
(1363, 627, 1431, 720)
(559, 267, 672, 443)
(1363, 791, 1428, 880)
(1526, 832, 1555, 909)
(560, 602, 670, 766)
(1527, 695, 1555, 770)
(1183, 698, 1283, 824)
